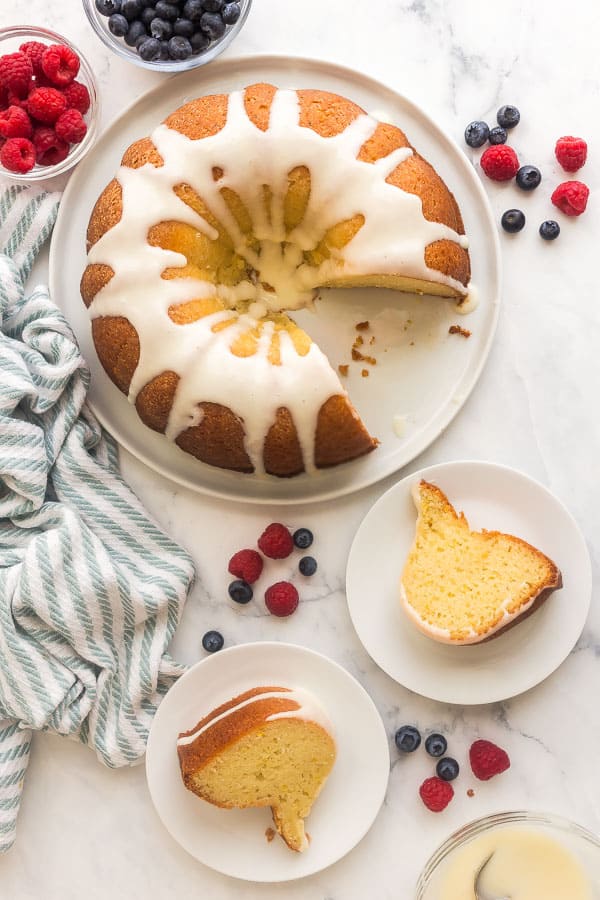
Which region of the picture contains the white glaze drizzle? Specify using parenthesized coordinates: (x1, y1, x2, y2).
(87, 88, 471, 473)
(176, 687, 334, 747)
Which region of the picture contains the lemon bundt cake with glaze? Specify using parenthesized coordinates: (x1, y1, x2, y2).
(400, 481, 562, 645)
(177, 686, 336, 852)
(81, 83, 472, 477)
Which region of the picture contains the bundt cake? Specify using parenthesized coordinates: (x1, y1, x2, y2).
(177, 686, 336, 852)
(81, 83, 472, 477)
(400, 481, 562, 644)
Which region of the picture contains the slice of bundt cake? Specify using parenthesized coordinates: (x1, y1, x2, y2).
(177, 686, 336, 852)
(400, 480, 562, 644)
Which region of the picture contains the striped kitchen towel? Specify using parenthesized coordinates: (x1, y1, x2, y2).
(0, 182, 195, 852)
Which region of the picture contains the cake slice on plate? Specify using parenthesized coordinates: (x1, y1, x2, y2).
(177, 685, 336, 852)
(400, 480, 562, 645)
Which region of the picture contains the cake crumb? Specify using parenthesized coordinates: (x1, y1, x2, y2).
(449, 324, 471, 338)
(352, 348, 377, 365)
(354, 334, 364, 347)
(338, 364, 349, 377)
(361, 369, 369, 377)
(393, 414, 407, 437)
(265, 827, 276, 842)
(212, 166, 224, 181)
(369, 336, 375, 345)
(356, 320, 370, 331)
(467, 788, 475, 798)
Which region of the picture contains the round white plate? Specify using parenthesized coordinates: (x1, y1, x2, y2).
(50, 54, 501, 505)
(145, 642, 389, 881)
(346, 460, 591, 705)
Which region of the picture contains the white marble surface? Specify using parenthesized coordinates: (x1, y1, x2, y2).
(1, 0, 600, 896)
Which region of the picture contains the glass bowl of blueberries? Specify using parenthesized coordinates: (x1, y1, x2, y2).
(83, 0, 252, 70)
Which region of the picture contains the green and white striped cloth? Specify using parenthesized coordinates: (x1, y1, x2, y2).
(0, 182, 195, 852)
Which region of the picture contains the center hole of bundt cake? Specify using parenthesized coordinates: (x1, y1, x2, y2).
(147, 173, 371, 319)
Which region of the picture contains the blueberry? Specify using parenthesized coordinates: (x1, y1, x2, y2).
(497, 104, 520, 129)
(138, 36, 161, 59)
(293, 528, 314, 549)
(203, 0, 224, 9)
(124, 19, 147, 44)
(190, 29, 210, 52)
(150, 17, 173, 38)
(183, 0, 204, 20)
(299, 556, 317, 576)
(501, 209, 526, 233)
(155, 0, 179, 19)
(488, 126, 507, 145)
(96, 0, 121, 16)
(173, 16, 194, 36)
(200, 11, 226, 39)
(221, 1, 241, 23)
(425, 733, 447, 757)
(202, 630, 224, 653)
(121, 0, 143, 19)
(394, 725, 421, 753)
(158, 39, 170, 58)
(539, 220, 560, 241)
(516, 164, 541, 191)
(228, 579, 253, 604)
(108, 12, 129, 35)
(140, 6, 157, 26)
(168, 35, 193, 58)
(464, 120, 489, 149)
(436, 757, 460, 781)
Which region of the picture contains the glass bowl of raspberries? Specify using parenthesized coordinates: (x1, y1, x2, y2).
(0, 26, 99, 181)
(83, 0, 252, 71)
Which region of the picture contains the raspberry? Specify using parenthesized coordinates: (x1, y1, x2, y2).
(0, 137, 35, 174)
(55, 108, 87, 144)
(469, 739, 511, 781)
(264, 582, 299, 617)
(62, 80, 91, 115)
(41, 44, 80, 87)
(555, 136, 587, 173)
(257, 523, 294, 559)
(6, 90, 29, 110)
(480, 145, 520, 181)
(32, 126, 69, 166)
(0, 106, 32, 140)
(419, 777, 454, 812)
(551, 180, 589, 217)
(0, 52, 33, 98)
(19, 41, 47, 78)
(228, 549, 263, 585)
(27, 87, 67, 124)
(0, 84, 9, 110)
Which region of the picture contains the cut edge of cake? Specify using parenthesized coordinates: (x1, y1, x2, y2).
(400, 480, 563, 645)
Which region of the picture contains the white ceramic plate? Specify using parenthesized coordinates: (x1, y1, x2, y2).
(145, 642, 389, 881)
(346, 460, 591, 705)
(50, 54, 501, 505)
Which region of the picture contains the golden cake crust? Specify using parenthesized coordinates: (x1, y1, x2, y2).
(82, 84, 471, 477)
(177, 686, 299, 779)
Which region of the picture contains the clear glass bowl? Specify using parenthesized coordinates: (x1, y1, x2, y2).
(417, 811, 600, 899)
(82, 0, 253, 72)
(0, 26, 99, 182)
